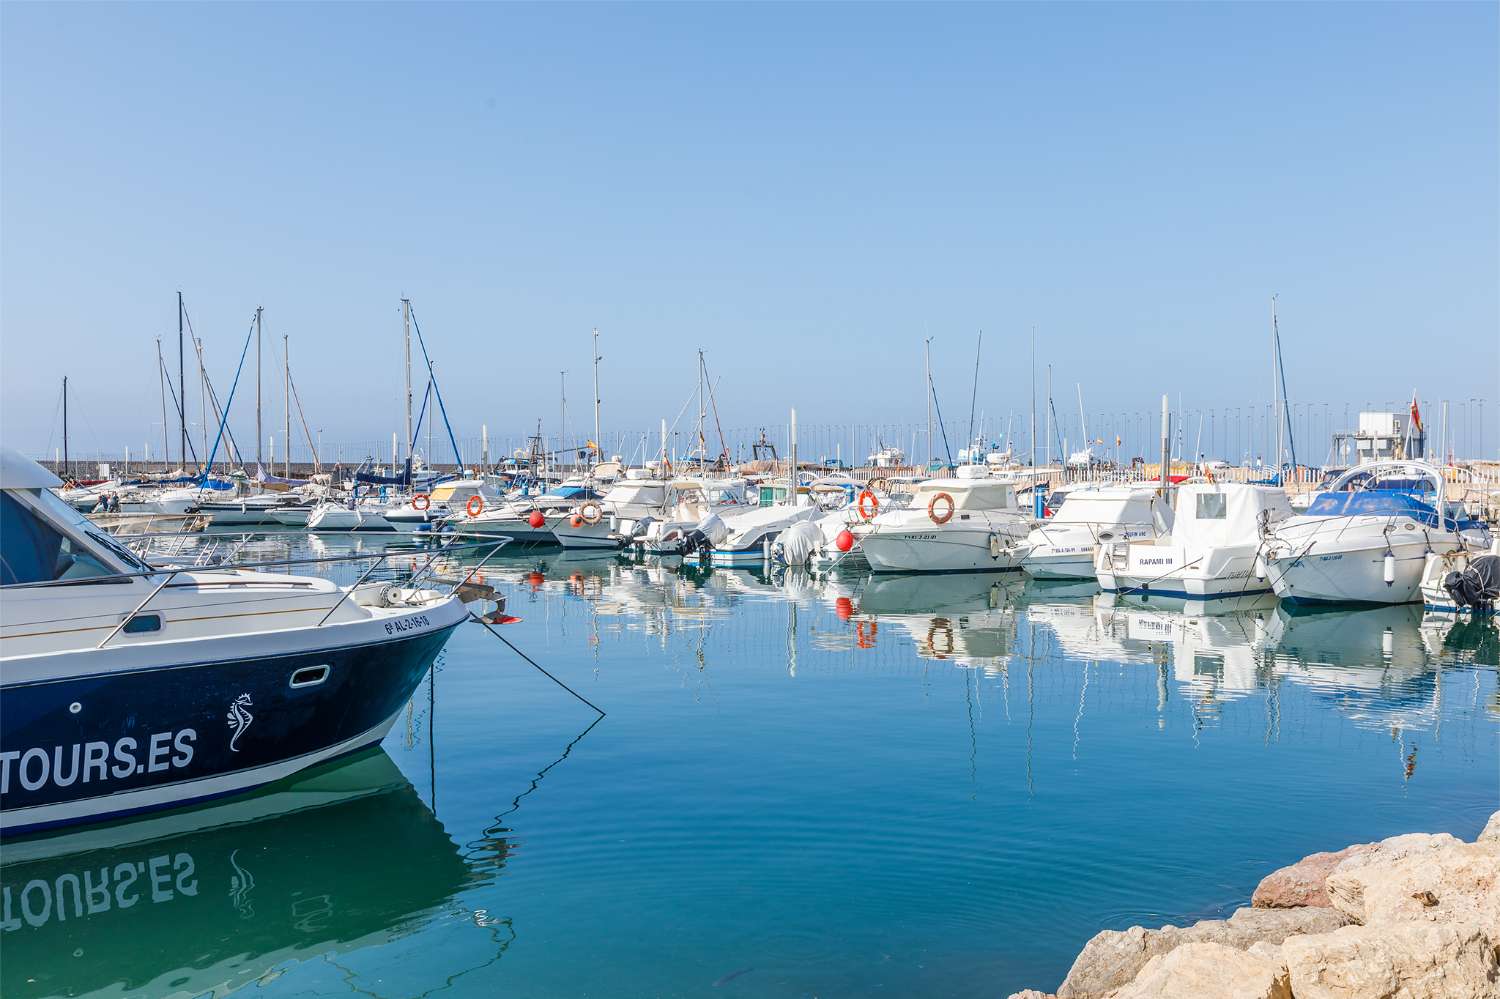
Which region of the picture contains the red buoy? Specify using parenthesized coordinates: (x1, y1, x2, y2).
(528, 571, 545, 588)
(527, 509, 546, 529)
(835, 529, 855, 553)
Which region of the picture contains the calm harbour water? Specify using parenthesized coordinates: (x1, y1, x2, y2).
(3, 531, 1498, 998)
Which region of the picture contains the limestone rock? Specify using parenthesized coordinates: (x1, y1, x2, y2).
(1331, 841, 1500, 932)
(1006, 991, 1057, 999)
(1282, 921, 1500, 999)
(1112, 942, 1292, 999)
(1325, 833, 1465, 923)
(1253, 844, 1373, 908)
(1479, 811, 1500, 845)
(1055, 906, 1346, 997)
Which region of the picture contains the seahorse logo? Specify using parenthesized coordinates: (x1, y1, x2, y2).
(227, 693, 254, 752)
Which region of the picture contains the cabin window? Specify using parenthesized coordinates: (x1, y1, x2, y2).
(1194, 493, 1228, 520)
(1, 492, 117, 585)
(123, 612, 163, 634)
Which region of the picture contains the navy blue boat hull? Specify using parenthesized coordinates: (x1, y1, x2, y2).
(0, 625, 458, 835)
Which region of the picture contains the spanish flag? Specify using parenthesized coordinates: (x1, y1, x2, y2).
(1409, 391, 1423, 434)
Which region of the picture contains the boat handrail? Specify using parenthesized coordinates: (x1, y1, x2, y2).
(0, 537, 511, 593)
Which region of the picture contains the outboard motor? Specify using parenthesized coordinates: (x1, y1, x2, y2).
(678, 528, 712, 557)
(1443, 555, 1500, 612)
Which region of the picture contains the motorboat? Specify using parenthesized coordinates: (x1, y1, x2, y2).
(630, 478, 753, 556)
(454, 484, 603, 546)
(1095, 482, 1293, 600)
(855, 470, 1030, 574)
(552, 472, 671, 549)
(1018, 484, 1171, 580)
(0, 448, 469, 835)
(383, 477, 493, 534)
(1416, 539, 1499, 615)
(1262, 461, 1491, 606)
(707, 499, 820, 566)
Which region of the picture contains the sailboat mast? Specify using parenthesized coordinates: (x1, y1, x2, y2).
(592, 327, 601, 466)
(1271, 295, 1284, 477)
(177, 291, 186, 470)
(1045, 365, 1052, 469)
(1076, 384, 1088, 453)
(402, 298, 413, 464)
(198, 336, 207, 471)
(61, 376, 68, 478)
(924, 337, 933, 470)
(284, 334, 291, 478)
(255, 305, 263, 470)
(156, 337, 170, 473)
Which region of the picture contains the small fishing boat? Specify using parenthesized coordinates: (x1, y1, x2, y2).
(856, 470, 1030, 574)
(1095, 482, 1292, 599)
(0, 449, 470, 835)
(383, 478, 492, 534)
(1018, 484, 1171, 580)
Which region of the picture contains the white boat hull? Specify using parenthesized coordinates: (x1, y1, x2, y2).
(861, 525, 1026, 574)
(1265, 537, 1432, 605)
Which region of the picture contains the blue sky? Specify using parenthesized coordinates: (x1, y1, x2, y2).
(3, 2, 1496, 463)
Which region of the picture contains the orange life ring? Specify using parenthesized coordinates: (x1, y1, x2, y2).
(857, 489, 880, 521)
(856, 619, 878, 649)
(927, 491, 956, 525)
(412, 493, 431, 511)
(927, 619, 954, 659)
(466, 495, 484, 517)
(579, 501, 604, 525)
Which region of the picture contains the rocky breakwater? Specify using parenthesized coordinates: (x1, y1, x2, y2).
(1009, 811, 1500, 999)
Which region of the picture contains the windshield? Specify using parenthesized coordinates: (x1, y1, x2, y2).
(1304, 490, 1439, 522)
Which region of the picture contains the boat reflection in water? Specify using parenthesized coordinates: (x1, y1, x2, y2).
(1, 750, 494, 999)
(857, 572, 1024, 665)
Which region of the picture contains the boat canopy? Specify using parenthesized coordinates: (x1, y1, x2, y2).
(907, 478, 1017, 511)
(1050, 486, 1166, 527)
(1171, 483, 1291, 550)
(1304, 490, 1439, 520)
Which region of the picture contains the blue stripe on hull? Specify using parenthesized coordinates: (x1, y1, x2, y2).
(1, 625, 458, 835)
(1102, 585, 1273, 600)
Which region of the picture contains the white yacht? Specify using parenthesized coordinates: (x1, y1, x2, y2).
(855, 471, 1030, 573)
(552, 472, 670, 549)
(1096, 482, 1292, 599)
(1417, 540, 1499, 615)
(1263, 461, 1492, 605)
(0, 449, 468, 834)
(383, 477, 492, 534)
(1018, 484, 1171, 580)
(455, 484, 602, 546)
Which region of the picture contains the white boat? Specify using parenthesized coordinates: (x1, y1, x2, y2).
(1417, 539, 1499, 615)
(119, 485, 201, 516)
(383, 477, 492, 534)
(305, 497, 396, 532)
(1018, 484, 1171, 580)
(552, 472, 670, 549)
(196, 492, 301, 527)
(0, 448, 468, 835)
(1095, 482, 1293, 600)
(454, 484, 601, 546)
(1262, 461, 1491, 606)
(631, 478, 753, 556)
(708, 500, 819, 566)
(855, 471, 1030, 574)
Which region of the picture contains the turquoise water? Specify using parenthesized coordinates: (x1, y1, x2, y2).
(3, 533, 1497, 998)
